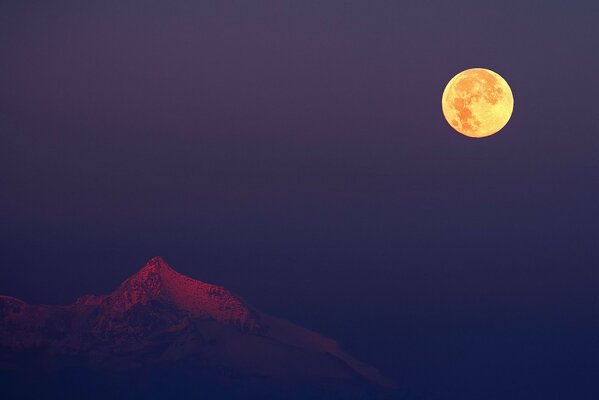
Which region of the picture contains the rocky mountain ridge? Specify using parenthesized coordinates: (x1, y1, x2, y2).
(0, 257, 394, 399)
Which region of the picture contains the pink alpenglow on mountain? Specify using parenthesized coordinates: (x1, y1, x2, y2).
(75, 257, 264, 333)
(0, 257, 395, 399)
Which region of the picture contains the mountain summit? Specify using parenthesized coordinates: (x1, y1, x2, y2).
(0, 257, 394, 399)
(76, 256, 263, 333)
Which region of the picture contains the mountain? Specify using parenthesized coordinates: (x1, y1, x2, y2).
(0, 257, 397, 399)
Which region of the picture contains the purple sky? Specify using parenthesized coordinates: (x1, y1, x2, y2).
(2, 1, 599, 399)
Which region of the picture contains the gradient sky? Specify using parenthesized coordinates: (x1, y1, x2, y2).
(1, 1, 599, 399)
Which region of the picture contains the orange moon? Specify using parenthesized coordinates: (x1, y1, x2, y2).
(442, 68, 514, 138)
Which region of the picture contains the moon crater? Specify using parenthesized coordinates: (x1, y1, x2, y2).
(442, 68, 514, 138)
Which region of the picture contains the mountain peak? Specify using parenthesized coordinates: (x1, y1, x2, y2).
(79, 257, 264, 333)
(142, 255, 174, 273)
(0, 256, 394, 393)
(125, 256, 182, 291)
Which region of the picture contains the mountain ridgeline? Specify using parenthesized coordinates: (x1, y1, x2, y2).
(0, 257, 399, 399)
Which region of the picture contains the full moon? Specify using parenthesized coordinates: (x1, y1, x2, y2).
(442, 68, 514, 138)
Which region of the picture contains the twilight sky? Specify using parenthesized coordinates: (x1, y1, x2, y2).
(1, 1, 599, 399)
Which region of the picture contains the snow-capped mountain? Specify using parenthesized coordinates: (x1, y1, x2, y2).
(0, 257, 395, 399)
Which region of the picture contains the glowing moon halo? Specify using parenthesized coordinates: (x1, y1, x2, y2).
(442, 68, 514, 138)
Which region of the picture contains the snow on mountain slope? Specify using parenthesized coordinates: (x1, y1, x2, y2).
(0, 257, 393, 390)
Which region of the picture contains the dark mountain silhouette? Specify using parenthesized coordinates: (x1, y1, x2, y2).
(0, 257, 400, 399)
